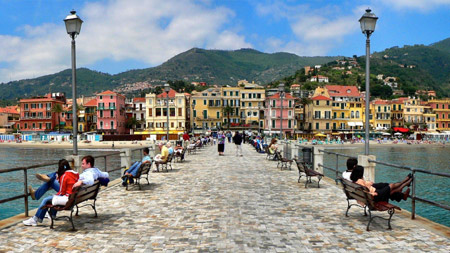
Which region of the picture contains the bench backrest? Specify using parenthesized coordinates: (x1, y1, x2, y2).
(339, 178, 375, 208)
(60, 181, 101, 210)
(294, 159, 306, 173)
(136, 162, 152, 177)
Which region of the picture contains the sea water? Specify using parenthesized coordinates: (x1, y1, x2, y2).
(321, 145, 450, 227)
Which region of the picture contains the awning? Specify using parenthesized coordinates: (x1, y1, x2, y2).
(355, 122, 363, 126)
(315, 133, 327, 137)
(393, 127, 409, 133)
(348, 122, 356, 126)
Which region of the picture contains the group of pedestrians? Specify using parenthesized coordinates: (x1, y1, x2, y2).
(215, 131, 244, 156)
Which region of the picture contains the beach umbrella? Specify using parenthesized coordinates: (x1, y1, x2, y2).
(394, 132, 402, 136)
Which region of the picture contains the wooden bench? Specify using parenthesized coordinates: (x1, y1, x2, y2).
(42, 181, 101, 230)
(126, 161, 152, 190)
(339, 177, 401, 231)
(265, 146, 275, 160)
(293, 159, 324, 188)
(276, 151, 293, 170)
(155, 153, 174, 172)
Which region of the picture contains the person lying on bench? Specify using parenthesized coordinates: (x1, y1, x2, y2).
(122, 148, 152, 186)
(23, 159, 79, 226)
(28, 155, 109, 201)
(350, 165, 412, 203)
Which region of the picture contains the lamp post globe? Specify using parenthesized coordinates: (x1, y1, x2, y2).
(164, 83, 170, 142)
(64, 10, 83, 156)
(359, 8, 378, 155)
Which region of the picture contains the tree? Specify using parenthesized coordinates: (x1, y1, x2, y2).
(126, 117, 140, 133)
(223, 105, 233, 130)
(299, 97, 312, 132)
(51, 103, 64, 133)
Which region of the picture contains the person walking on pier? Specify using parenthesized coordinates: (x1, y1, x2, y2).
(233, 131, 243, 157)
(217, 131, 226, 156)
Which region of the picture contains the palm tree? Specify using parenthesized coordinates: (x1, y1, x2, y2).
(299, 97, 312, 132)
(223, 105, 233, 130)
(126, 117, 140, 133)
(51, 103, 64, 133)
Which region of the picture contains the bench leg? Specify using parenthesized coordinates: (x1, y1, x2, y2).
(75, 205, 79, 216)
(345, 199, 351, 217)
(305, 176, 310, 188)
(387, 208, 395, 230)
(298, 173, 302, 183)
(317, 176, 322, 188)
(366, 209, 373, 231)
(69, 209, 76, 231)
(50, 208, 55, 229)
(92, 200, 98, 218)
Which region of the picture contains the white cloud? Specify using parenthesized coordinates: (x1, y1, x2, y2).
(378, 0, 450, 10)
(0, 0, 251, 83)
(257, 1, 362, 56)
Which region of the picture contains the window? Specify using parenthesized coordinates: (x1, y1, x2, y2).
(272, 120, 275, 128)
(100, 121, 103, 129)
(100, 111, 103, 118)
(247, 111, 251, 117)
(333, 123, 336, 129)
(235, 91, 238, 96)
(242, 102, 245, 107)
(288, 120, 291, 128)
(110, 110, 114, 117)
(242, 94, 245, 99)
(271, 111, 276, 117)
(314, 111, 321, 119)
(272, 100, 275, 107)
(217, 111, 220, 119)
(203, 110, 207, 119)
(178, 99, 182, 105)
(148, 108, 152, 117)
(155, 108, 161, 116)
(326, 123, 329, 129)
(351, 111, 355, 118)
(341, 112, 345, 118)
(203, 99, 206, 105)
(46, 123, 51, 129)
(289, 100, 292, 107)
(316, 101, 319, 105)
(333, 112, 337, 119)
(341, 103, 345, 109)
(356, 111, 360, 118)
(325, 111, 331, 119)
(257, 93, 261, 99)
(99, 96, 103, 100)
(170, 108, 175, 117)
(223, 91, 226, 96)
(316, 123, 319, 130)
(178, 108, 182, 116)
(171, 122, 174, 128)
(288, 111, 292, 117)
(193, 110, 196, 117)
(111, 121, 114, 129)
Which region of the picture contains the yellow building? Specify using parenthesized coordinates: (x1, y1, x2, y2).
(403, 97, 425, 129)
(190, 88, 223, 133)
(142, 89, 187, 139)
(390, 97, 408, 127)
(306, 87, 332, 133)
(325, 85, 363, 132)
(221, 86, 241, 127)
(371, 99, 391, 131)
(239, 81, 265, 129)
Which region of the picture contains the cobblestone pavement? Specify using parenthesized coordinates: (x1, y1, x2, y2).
(1, 143, 449, 252)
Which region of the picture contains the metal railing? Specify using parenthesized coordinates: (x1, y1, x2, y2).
(0, 146, 149, 218)
(317, 149, 450, 220)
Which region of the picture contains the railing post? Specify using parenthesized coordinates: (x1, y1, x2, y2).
(24, 169, 29, 217)
(411, 169, 416, 219)
(65, 155, 82, 174)
(313, 147, 324, 174)
(335, 154, 339, 184)
(120, 148, 132, 174)
(358, 155, 376, 182)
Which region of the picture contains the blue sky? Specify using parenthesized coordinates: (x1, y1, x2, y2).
(0, 0, 449, 83)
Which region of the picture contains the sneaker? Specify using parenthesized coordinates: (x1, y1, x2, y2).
(23, 217, 38, 226)
(28, 186, 36, 200)
(36, 174, 50, 182)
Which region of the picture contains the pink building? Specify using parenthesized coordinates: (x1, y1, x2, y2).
(265, 92, 296, 137)
(96, 90, 127, 134)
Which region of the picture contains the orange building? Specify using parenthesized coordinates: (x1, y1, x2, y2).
(18, 93, 66, 133)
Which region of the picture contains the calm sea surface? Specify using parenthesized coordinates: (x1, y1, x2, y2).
(0, 146, 148, 221)
(1, 145, 449, 227)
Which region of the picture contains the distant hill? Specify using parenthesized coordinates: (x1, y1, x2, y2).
(272, 37, 450, 98)
(0, 48, 340, 101)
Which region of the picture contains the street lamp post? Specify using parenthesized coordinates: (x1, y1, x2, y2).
(278, 83, 285, 140)
(191, 103, 195, 133)
(164, 83, 170, 141)
(258, 105, 261, 134)
(64, 10, 83, 156)
(359, 8, 378, 155)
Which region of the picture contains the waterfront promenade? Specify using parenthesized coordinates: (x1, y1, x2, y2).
(0, 144, 449, 252)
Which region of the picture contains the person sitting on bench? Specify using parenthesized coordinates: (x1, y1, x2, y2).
(23, 159, 79, 226)
(342, 158, 358, 181)
(122, 148, 152, 186)
(350, 165, 412, 203)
